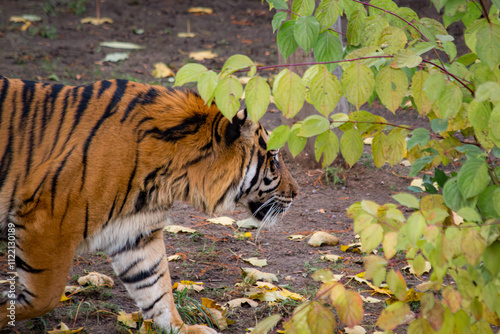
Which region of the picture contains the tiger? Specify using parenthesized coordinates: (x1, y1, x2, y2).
(0, 75, 299, 333)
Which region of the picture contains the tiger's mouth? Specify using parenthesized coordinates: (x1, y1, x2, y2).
(248, 200, 288, 221)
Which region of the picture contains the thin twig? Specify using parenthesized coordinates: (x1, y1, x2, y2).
(422, 60, 475, 96)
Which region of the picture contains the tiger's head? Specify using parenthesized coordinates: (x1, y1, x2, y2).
(136, 89, 299, 228)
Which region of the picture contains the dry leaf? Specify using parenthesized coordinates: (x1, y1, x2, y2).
(402, 261, 432, 275)
(279, 288, 304, 301)
(172, 281, 205, 292)
(80, 17, 113, 25)
(9, 15, 41, 22)
(164, 225, 197, 233)
(236, 217, 260, 229)
(360, 295, 383, 303)
(363, 137, 373, 145)
(152, 62, 175, 78)
(288, 234, 305, 241)
(207, 216, 235, 226)
(225, 298, 258, 308)
(167, 253, 183, 261)
(64, 285, 81, 294)
(77, 272, 114, 287)
(201, 298, 229, 330)
(188, 7, 214, 14)
(138, 319, 154, 333)
(350, 276, 393, 296)
(177, 32, 196, 38)
(308, 231, 339, 247)
(242, 268, 278, 283)
(345, 326, 367, 334)
(100, 41, 144, 49)
(60, 294, 71, 302)
(117, 311, 137, 328)
(340, 243, 362, 253)
(321, 254, 343, 262)
(102, 52, 129, 63)
(48, 322, 84, 334)
(243, 257, 268, 267)
(189, 50, 218, 60)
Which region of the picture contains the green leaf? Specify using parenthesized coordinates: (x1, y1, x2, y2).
(475, 82, 500, 103)
(341, 62, 375, 109)
(392, 193, 420, 209)
(330, 112, 349, 128)
(362, 15, 389, 47)
(406, 212, 426, 245)
(443, 177, 478, 212)
(251, 314, 282, 334)
(313, 31, 343, 72)
(407, 128, 430, 151)
(245, 76, 271, 123)
(378, 26, 407, 54)
(409, 155, 435, 177)
(273, 69, 306, 118)
(468, 99, 492, 131)
(291, 0, 315, 18)
(393, 49, 423, 68)
(457, 158, 491, 199)
(288, 125, 307, 158)
(214, 76, 243, 121)
(437, 82, 463, 119)
(294, 15, 320, 53)
(411, 42, 436, 55)
(307, 302, 336, 334)
(423, 71, 446, 102)
(477, 186, 500, 219)
(411, 71, 432, 116)
(372, 132, 386, 168)
(197, 70, 218, 104)
(220, 55, 255, 78)
(476, 23, 500, 70)
(272, 12, 287, 33)
(267, 125, 290, 151)
(387, 270, 407, 302)
(364, 255, 387, 286)
(430, 118, 448, 133)
(385, 128, 407, 166)
(483, 241, 500, 277)
(299, 115, 331, 137)
(315, 130, 339, 167)
(315, 0, 340, 33)
(277, 20, 298, 61)
(368, 0, 398, 16)
(377, 302, 411, 331)
(457, 207, 482, 222)
(308, 65, 342, 117)
(340, 128, 364, 167)
(347, 8, 367, 46)
(336, 290, 364, 328)
(461, 229, 486, 266)
(266, 0, 288, 10)
(375, 67, 408, 113)
(360, 223, 383, 253)
(443, 41, 457, 61)
(174, 63, 207, 86)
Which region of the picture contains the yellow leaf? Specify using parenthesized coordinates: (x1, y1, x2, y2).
(173, 281, 204, 292)
(48, 323, 84, 334)
(177, 32, 196, 38)
(345, 326, 367, 334)
(80, 17, 113, 25)
(207, 216, 235, 226)
(9, 15, 41, 23)
(279, 288, 304, 301)
(138, 319, 154, 334)
(402, 261, 432, 275)
(243, 257, 268, 267)
(288, 234, 306, 241)
(60, 294, 71, 302)
(188, 7, 214, 14)
(349, 276, 393, 296)
(308, 231, 339, 247)
(360, 295, 383, 303)
(167, 253, 183, 261)
(117, 311, 137, 328)
(77, 272, 114, 287)
(152, 62, 175, 78)
(242, 268, 278, 283)
(321, 254, 343, 262)
(340, 243, 362, 253)
(164, 225, 197, 234)
(189, 50, 218, 61)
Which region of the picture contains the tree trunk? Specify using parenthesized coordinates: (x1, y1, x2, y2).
(279, 17, 349, 169)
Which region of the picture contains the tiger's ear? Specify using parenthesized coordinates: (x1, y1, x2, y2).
(224, 109, 253, 145)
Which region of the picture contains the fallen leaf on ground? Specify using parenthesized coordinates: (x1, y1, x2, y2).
(242, 268, 278, 283)
(360, 295, 383, 303)
(102, 52, 129, 63)
(363, 137, 373, 145)
(236, 217, 260, 229)
(167, 253, 183, 261)
(308, 231, 339, 247)
(10, 14, 41, 22)
(288, 234, 305, 241)
(225, 298, 259, 308)
(78, 272, 114, 287)
(235, 231, 253, 239)
(321, 254, 343, 262)
(48, 322, 84, 334)
(349, 276, 392, 296)
(311, 269, 344, 283)
(100, 41, 144, 49)
(202, 298, 230, 330)
(117, 311, 137, 328)
(152, 62, 175, 78)
(340, 243, 362, 253)
(243, 257, 268, 267)
(189, 50, 218, 60)
(188, 7, 213, 14)
(172, 281, 205, 292)
(177, 32, 196, 38)
(80, 17, 113, 25)
(345, 326, 367, 334)
(164, 225, 197, 234)
(402, 261, 432, 275)
(207, 216, 235, 226)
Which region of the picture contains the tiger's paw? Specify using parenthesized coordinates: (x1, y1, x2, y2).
(186, 324, 218, 334)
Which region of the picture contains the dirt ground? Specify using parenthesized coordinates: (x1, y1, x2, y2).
(0, 1, 458, 333)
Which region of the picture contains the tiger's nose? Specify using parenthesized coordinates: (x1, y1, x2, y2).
(291, 190, 299, 199)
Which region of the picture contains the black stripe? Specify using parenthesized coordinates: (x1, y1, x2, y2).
(119, 258, 143, 278)
(119, 150, 139, 214)
(63, 84, 94, 148)
(121, 255, 163, 284)
(83, 202, 89, 239)
(15, 256, 44, 273)
(121, 87, 158, 123)
(212, 113, 224, 143)
(97, 80, 112, 98)
(49, 89, 71, 157)
(136, 270, 167, 290)
(0, 110, 14, 192)
(140, 114, 207, 143)
(245, 150, 265, 195)
(0, 76, 10, 127)
(17, 293, 32, 307)
(51, 147, 75, 214)
(81, 80, 128, 190)
(40, 83, 65, 143)
(107, 197, 117, 222)
(142, 292, 167, 313)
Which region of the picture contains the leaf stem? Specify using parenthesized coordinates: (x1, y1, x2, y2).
(422, 60, 475, 96)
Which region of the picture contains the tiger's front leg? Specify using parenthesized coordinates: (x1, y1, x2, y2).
(109, 229, 217, 334)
